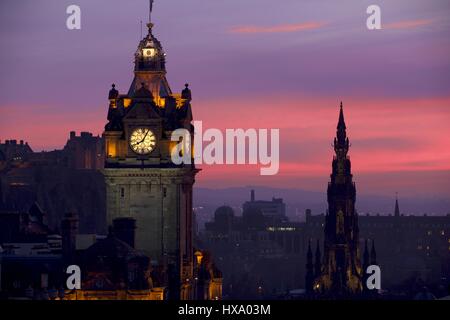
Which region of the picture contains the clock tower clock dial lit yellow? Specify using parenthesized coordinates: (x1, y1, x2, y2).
(143, 48, 156, 58)
(129, 128, 156, 154)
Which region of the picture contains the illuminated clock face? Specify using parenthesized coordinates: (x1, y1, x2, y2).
(129, 128, 156, 155)
(143, 48, 156, 58)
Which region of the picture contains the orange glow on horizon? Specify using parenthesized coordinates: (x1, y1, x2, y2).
(1, 95, 449, 195)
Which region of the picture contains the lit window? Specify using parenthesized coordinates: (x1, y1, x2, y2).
(427, 231, 432, 236)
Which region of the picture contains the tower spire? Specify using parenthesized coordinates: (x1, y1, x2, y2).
(132, 0, 170, 98)
(314, 240, 321, 277)
(316, 101, 362, 296)
(370, 240, 377, 265)
(395, 192, 400, 217)
(305, 240, 314, 294)
(333, 102, 350, 158)
(337, 101, 346, 130)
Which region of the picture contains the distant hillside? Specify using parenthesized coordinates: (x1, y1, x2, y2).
(194, 186, 450, 221)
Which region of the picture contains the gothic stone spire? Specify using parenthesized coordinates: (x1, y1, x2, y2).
(305, 240, 314, 294)
(395, 193, 400, 217)
(314, 102, 362, 297)
(314, 240, 321, 277)
(334, 102, 349, 157)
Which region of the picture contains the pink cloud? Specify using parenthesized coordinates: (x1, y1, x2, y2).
(192, 95, 450, 193)
(2, 95, 450, 196)
(0, 104, 104, 151)
(384, 19, 434, 30)
(229, 22, 325, 34)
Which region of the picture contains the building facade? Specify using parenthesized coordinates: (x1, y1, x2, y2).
(243, 190, 286, 222)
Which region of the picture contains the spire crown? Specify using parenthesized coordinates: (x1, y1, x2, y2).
(337, 102, 346, 130)
(334, 102, 349, 155)
(134, 1, 166, 73)
(395, 193, 400, 217)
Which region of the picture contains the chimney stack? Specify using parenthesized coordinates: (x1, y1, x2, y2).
(305, 209, 312, 220)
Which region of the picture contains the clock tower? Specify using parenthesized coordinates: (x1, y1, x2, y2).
(102, 16, 197, 298)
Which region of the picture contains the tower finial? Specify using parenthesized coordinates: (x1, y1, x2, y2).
(146, 0, 155, 30)
(395, 192, 400, 217)
(338, 102, 346, 130)
(149, 0, 154, 23)
(334, 102, 349, 153)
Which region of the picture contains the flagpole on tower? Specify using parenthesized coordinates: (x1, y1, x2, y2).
(149, 0, 154, 23)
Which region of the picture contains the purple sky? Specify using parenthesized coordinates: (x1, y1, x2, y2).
(1, 0, 450, 199)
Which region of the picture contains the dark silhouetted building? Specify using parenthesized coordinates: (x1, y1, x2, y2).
(243, 189, 286, 223)
(200, 195, 305, 299)
(64, 131, 104, 170)
(312, 103, 364, 296)
(0, 135, 106, 234)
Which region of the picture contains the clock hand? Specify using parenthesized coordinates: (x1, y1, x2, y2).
(131, 131, 149, 147)
(138, 129, 150, 144)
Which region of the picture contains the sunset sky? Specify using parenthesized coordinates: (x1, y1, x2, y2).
(0, 0, 449, 197)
